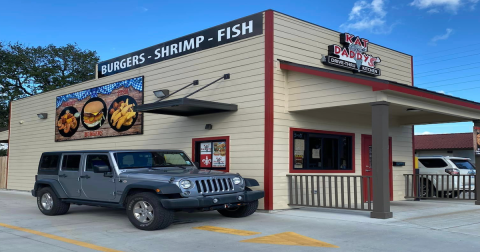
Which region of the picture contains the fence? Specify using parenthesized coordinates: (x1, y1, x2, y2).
(404, 174, 476, 200)
(0, 156, 7, 189)
(287, 174, 373, 211)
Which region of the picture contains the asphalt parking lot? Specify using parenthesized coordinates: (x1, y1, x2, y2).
(1, 190, 480, 252)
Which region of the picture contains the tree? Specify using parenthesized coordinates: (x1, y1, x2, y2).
(0, 42, 99, 100)
(0, 42, 99, 147)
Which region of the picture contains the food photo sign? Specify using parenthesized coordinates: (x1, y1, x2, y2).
(55, 76, 144, 142)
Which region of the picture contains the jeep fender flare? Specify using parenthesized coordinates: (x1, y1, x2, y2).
(32, 179, 68, 198)
(244, 178, 260, 187)
(119, 181, 183, 204)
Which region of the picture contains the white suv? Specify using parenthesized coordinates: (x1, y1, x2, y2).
(417, 156, 476, 198)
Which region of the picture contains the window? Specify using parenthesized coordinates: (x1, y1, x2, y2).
(40, 154, 60, 170)
(450, 159, 475, 170)
(291, 129, 354, 172)
(418, 159, 448, 168)
(86, 155, 111, 171)
(192, 136, 229, 171)
(61, 155, 81, 171)
(114, 152, 192, 170)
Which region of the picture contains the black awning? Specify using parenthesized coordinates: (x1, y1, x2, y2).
(135, 98, 238, 116)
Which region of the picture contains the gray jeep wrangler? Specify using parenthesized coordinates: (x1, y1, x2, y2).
(32, 150, 264, 230)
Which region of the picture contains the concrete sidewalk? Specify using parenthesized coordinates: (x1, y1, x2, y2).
(0, 190, 479, 252)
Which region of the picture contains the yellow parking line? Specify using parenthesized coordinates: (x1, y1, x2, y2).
(193, 226, 261, 236)
(0, 222, 122, 252)
(241, 232, 339, 248)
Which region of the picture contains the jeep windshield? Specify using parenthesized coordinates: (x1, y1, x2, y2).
(114, 151, 193, 169)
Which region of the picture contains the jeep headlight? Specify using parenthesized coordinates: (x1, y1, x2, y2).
(232, 177, 242, 185)
(180, 180, 193, 189)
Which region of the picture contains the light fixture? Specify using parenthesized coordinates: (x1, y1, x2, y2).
(205, 124, 213, 130)
(37, 113, 48, 119)
(153, 89, 170, 98)
(406, 108, 421, 112)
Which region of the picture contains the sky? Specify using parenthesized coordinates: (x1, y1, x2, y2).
(1, 0, 479, 135)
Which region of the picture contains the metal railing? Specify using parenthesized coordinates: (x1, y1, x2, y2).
(404, 174, 476, 200)
(287, 175, 373, 211)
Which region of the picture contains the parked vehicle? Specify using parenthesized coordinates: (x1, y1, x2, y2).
(32, 150, 264, 230)
(417, 156, 476, 198)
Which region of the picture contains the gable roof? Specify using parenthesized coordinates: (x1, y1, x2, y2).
(414, 133, 473, 150)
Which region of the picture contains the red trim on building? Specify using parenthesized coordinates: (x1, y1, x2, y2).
(411, 55, 415, 176)
(289, 128, 355, 174)
(5, 103, 11, 189)
(264, 10, 274, 210)
(192, 136, 230, 172)
(280, 62, 480, 111)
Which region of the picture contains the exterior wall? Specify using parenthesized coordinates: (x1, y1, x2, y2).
(271, 12, 414, 209)
(7, 14, 267, 209)
(273, 12, 413, 86)
(0, 130, 8, 142)
(416, 149, 475, 163)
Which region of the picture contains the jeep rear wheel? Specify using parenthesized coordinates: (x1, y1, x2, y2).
(36, 187, 70, 216)
(218, 200, 258, 218)
(126, 192, 174, 231)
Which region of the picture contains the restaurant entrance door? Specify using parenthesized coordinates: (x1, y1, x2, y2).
(361, 135, 393, 201)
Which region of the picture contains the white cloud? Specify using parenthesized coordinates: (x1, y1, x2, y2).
(410, 0, 479, 13)
(420, 131, 433, 135)
(437, 90, 446, 94)
(430, 28, 453, 45)
(341, 0, 395, 34)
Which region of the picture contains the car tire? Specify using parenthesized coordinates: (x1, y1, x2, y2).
(36, 187, 70, 216)
(218, 200, 259, 218)
(126, 192, 174, 231)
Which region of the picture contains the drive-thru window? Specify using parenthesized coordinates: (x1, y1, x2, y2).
(4, 10, 480, 218)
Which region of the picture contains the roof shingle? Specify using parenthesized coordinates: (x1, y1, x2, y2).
(414, 133, 473, 150)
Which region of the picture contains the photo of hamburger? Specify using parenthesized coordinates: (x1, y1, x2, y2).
(81, 98, 107, 130)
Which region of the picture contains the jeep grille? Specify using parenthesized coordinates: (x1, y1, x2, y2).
(195, 178, 235, 194)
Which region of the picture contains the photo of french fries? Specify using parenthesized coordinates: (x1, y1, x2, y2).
(109, 96, 137, 131)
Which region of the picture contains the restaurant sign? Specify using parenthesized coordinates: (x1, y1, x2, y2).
(97, 13, 263, 78)
(55, 76, 144, 142)
(322, 33, 381, 76)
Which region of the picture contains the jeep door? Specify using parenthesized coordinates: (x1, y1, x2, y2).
(58, 154, 82, 198)
(80, 154, 116, 201)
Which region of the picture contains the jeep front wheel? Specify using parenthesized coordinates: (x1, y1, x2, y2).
(36, 187, 70, 216)
(218, 200, 258, 218)
(126, 192, 174, 231)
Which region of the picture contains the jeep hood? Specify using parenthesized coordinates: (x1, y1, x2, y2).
(119, 168, 236, 179)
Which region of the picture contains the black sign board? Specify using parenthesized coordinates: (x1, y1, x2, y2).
(98, 13, 263, 78)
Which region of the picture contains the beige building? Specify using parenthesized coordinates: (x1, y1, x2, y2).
(5, 10, 480, 216)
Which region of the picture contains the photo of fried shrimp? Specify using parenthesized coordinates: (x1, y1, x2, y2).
(108, 95, 138, 132)
(57, 107, 79, 137)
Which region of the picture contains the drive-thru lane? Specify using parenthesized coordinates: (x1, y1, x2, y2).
(1, 190, 480, 252)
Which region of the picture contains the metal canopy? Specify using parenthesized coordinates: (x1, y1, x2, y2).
(135, 98, 238, 116)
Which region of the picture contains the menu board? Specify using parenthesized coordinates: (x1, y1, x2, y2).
(212, 141, 227, 167)
(200, 142, 212, 167)
(55, 76, 144, 142)
(474, 126, 480, 156)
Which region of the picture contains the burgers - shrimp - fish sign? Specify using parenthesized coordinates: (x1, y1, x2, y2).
(83, 101, 105, 128)
(97, 13, 263, 78)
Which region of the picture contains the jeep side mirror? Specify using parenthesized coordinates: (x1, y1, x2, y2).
(194, 162, 200, 168)
(93, 165, 111, 173)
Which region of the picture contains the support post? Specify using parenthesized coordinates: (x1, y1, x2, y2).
(473, 120, 480, 205)
(370, 101, 393, 219)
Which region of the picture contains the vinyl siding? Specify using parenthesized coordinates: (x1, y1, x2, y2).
(273, 12, 413, 86)
(8, 15, 267, 210)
